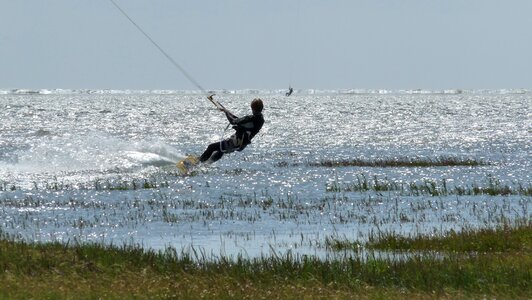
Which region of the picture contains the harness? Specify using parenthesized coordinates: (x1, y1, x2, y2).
(219, 123, 232, 153)
(211, 96, 263, 154)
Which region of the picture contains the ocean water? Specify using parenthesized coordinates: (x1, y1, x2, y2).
(0, 90, 530, 257)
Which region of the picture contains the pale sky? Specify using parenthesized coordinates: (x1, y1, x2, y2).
(1, 0, 531, 91)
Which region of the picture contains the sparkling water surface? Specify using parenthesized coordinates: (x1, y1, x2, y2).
(1, 91, 530, 257)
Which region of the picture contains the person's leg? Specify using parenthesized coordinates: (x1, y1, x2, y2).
(209, 150, 224, 162)
(200, 136, 238, 163)
(199, 142, 220, 162)
(208, 136, 238, 162)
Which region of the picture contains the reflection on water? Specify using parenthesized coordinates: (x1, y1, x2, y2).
(0, 92, 530, 257)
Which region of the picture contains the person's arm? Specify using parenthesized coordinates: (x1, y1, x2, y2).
(225, 110, 239, 124)
(207, 94, 238, 123)
(231, 115, 255, 127)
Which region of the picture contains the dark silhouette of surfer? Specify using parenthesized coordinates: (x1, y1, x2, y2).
(285, 86, 293, 97)
(199, 96, 264, 163)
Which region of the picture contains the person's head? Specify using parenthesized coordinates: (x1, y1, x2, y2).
(251, 98, 263, 114)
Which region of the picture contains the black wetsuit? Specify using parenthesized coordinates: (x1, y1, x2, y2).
(199, 110, 264, 163)
(286, 87, 293, 96)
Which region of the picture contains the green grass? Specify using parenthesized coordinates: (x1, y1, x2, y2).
(1, 223, 531, 299)
(326, 174, 532, 196)
(275, 156, 487, 169)
(1, 177, 171, 192)
(365, 220, 531, 253)
(310, 156, 486, 168)
(326, 219, 531, 253)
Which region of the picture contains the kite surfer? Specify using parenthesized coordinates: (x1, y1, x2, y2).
(286, 86, 294, 96)
(199, 96, 264, 163)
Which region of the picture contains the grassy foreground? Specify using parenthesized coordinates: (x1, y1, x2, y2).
(365, 222, 531, 252)
(1, 224, 531, 299)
